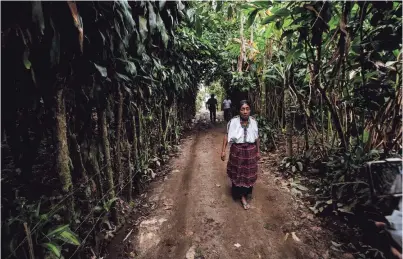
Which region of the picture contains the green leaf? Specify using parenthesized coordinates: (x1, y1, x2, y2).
(261, 15, 279, 25)
(195, 16, 202, 37)
(393, 49, 400, 57)
(294, 49, 303, 60)
(247, 8, 260, 29)
(292, 166, 296, 172)
(275, 8, 290, 17)
(46, 225, 70, 238)
(148, 2, 157, 34)
(104, 197, 119, 211)
(42, 243, 61, 258)
(116, 58, 137, 76)
(32, 2, 45, 35)
(286, 49, 296, 64)
(362, 130, 369, 144)
(156, 12, 169, 48)
(57, 230, 80, 246)
(296, 162, 303, 171)
(159, 0, 166, 11)
(116, 73, 131, 82)
(35, 200, 41, 217)
(23, 49, 31, 70)
(93, 63, 107, 78)
(139, 16, 148, 41)
(93, 206, 103, 212)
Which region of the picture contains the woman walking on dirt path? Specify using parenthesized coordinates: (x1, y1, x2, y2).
(221, 100, 260, 210)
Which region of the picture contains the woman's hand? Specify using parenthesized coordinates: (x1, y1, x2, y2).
(221, 151, 226, 161)
(257, 152, 261, 160)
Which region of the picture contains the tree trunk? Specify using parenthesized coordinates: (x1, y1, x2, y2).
(98, 108, 115, 199)
(90, 148, 104, 199)
(55, 89, 73, 193)
(312, 36, 347, 150)
(98, 107, 118, 224)
(284, 75, 293, 157)
(55, 88, 74, 218)
(125, 133, 133, 201)
(131, 111, 139, 197)
(237, 13, 245, 72)
(70, 133, 88, 182)
(116, 85, 123, 192)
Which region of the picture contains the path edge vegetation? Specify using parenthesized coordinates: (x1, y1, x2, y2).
(1, 1, 402, 258)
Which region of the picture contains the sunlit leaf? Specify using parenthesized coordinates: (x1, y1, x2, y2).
(56, 230, 80, 246)
(139, 16, 148, 41)
(93, 63, 107, 78)
(23, 49, 31, 70)
(148, 2, 157, 34)
(42, 243, 61, 258)
(362, 130, 369, 144)
(46, 225, 70, 238)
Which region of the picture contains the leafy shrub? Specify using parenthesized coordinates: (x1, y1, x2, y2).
(255, 115, 277, 152)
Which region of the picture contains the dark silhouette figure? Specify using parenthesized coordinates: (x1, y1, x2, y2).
(206, 94, 218, 123)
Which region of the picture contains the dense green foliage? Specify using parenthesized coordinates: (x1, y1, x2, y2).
(1, 1, 402, 258)
(2, 1, 218, 258)
(186, 1, 402, 257)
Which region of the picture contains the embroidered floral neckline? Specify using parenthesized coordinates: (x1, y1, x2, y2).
(240, 117, 250, 142)
(240, 117, 250, 128)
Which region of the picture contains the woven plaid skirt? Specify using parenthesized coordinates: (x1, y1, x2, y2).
(227, 143, 258, 189)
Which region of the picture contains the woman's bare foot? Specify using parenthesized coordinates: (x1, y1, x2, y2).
(241, 196, 250, 210)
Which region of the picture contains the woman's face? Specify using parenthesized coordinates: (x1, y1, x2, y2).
(240, 103, 251, 119)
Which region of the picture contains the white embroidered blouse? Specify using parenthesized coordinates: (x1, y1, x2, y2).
(226, 116, 259, 144)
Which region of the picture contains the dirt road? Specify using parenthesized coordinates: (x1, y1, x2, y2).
(108, 113, 334, 259)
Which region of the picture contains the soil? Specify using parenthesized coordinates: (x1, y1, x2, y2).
(106, 111, 339, 259)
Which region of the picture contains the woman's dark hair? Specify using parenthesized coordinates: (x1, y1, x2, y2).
(239, 100, 251, 110)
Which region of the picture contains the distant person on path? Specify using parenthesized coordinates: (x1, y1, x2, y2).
(223, 97, 232, 122)
(221, 100, 260, 210)
(206, 94, 218, 123)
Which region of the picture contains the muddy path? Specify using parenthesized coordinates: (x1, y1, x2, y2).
(107, 113, 338, 259)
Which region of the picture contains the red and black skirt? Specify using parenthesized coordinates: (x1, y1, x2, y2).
(227, 143, 258, 198)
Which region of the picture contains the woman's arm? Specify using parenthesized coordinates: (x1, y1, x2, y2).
(221, 134, 228, 161)
(256, 138, 261, 160)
